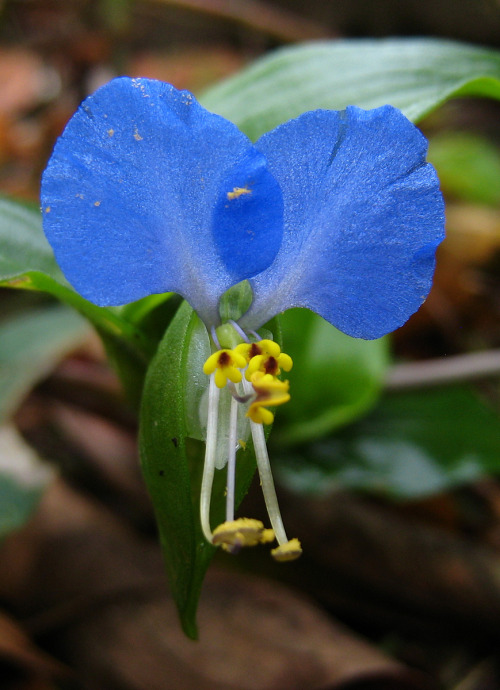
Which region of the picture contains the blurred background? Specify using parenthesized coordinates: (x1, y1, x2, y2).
(1, 1, 500, 689)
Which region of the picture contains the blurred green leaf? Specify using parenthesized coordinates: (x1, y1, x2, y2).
(428, 131, 500, 206)
(277, 386, 500, 500)
(119, 293, 181, 344)
(0, 305, 90, 422)
(0, 425, 54, 541)
(202, 38, 500, 137)
(98, 0, 133, 31)
(0, 197, 65, 283)
(276, 309, 389, 446)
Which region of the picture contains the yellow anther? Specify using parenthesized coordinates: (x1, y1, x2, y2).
(246, 354, 267, 379)
(246, 351, 293, 379)
(212, 518, 275, 552)
(248, 405, 275, 425)
(277, 352, 293, 372)
(260, 529, 275, 544)
(234, 339, 293, 380)
(271, 538, 302, 562)
(200, 333, 299, 562)
(257, 339, 281, 357)
(234, 339, 280, 363)
(234, 342, 253, 361)
(247, 372, 290, 425)
(203, 348, 247, 388)
(227, 186, 252, 200)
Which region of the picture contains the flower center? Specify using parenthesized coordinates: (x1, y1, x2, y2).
(199, 323, 302, 562)
(218, 351, 231, 367)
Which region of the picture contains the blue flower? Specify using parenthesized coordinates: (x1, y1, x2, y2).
(41, 77, 445, 559)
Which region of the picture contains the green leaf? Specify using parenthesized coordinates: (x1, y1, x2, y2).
(0, 198, 65, 282)
(139, 301, 257, 638)
(119, 292, 182, 345)
(275, 309, 389, 446)
(0, 425, 54, 541)
(202, 38, 500, 137)
(0, 304, 90, 422)
(0, 197, 153, 355)
(428, 131, 500, 206)
(139, 302, 206, 639)
(0, 196, 164, 405)
(277, 386, 500, 500)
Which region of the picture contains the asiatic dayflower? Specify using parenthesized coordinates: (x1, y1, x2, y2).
(41, 77, 445, 561)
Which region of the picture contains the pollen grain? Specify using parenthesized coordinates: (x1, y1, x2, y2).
(227, 186, 252, 200)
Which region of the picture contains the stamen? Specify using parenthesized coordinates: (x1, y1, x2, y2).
(242, 376, 302, 561)
(252, 421, 302, 562)
(271, 539, 303, 562)
(247, 372, 290, 424)
(212, 518, 274, 553)
(203, 348, 247, 388)
(245, 347, 293, 380)
(248, 405, 289, 545)
(200, 373, 220, 543)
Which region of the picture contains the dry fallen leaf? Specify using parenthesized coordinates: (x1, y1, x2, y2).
(0, 481, 433, 690)
(279, 490, 500, 631)
(0, 608, 67, 687)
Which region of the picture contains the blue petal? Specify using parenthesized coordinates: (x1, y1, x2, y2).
(212, 150, 283, 282)
(241, 106, 445, 339)
(41, 77, 283, 326)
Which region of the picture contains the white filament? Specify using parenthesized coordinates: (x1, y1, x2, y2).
(242, 379, 289, 545)
(200, 373, 220, 543)
(225, 392, 239, 522)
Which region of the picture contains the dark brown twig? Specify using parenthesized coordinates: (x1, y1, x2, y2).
(146, 0, 330, 42)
